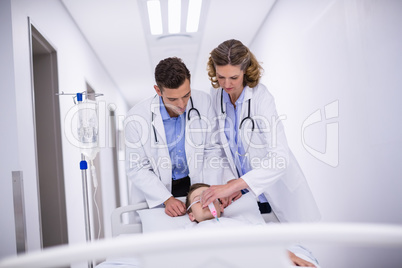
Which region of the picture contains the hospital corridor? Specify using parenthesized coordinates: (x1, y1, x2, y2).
(1, 0, 402, 267)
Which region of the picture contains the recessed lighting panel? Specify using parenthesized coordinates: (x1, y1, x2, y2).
(147, 0, 163, 35)
(186, 0, 202, 33)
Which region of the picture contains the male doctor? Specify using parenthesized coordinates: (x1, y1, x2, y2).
(125, 57, 234, 217)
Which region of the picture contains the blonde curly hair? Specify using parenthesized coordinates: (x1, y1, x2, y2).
(207, 39, 263, 89)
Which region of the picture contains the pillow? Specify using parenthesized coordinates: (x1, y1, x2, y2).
(137, 208, 192, 233)
(223, 193, 266, 225)
(137, 193, 265, 233)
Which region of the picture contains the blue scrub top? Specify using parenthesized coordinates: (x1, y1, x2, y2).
(222, 89, 251, 177)
(159, 97, 189, 180)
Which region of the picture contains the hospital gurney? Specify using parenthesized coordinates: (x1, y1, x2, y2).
(1, 194, 402, 268)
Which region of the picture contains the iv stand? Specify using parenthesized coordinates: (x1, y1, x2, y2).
(80, 154, 93, 268)
(57, 91, 103, 268)
(80, 155, 92, 240)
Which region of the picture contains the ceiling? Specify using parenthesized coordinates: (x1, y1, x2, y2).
(61, 0, 276, 107)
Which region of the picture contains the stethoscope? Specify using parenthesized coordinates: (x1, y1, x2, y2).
(220, 88, 255, 156)
(152, 95, 201, 144)
(220, 88, 255, 131)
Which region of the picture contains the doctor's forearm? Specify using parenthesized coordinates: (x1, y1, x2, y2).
(240, 162, 290, 198)
(228, 178, 249, 193)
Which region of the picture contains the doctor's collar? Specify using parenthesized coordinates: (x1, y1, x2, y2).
(222, 87, 246, 106)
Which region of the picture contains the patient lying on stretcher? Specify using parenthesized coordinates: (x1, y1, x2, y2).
(185, 183, 318, 267)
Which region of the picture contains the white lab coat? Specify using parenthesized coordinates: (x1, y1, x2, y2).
(125, 89, 236, 208)
(210, 84, 321, 222)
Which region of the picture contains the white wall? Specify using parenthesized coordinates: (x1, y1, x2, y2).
(250, 0, 402, 267)
(0, 0, 129, 266)
(0, 0, 18, 258)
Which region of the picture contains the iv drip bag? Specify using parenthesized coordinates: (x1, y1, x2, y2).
(77, 99, 99, 161)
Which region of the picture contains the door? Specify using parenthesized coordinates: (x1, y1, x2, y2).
(30, 24, 68, 248)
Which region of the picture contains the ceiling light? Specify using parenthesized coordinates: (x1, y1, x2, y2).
(147, 0, 163, 35)
(186, 0, 202, 33)
(168, 0, 181, 34)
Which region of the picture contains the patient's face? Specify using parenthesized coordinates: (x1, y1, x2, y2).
(188, 186, 223, 223)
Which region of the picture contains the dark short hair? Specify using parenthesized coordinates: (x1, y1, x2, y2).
(154, 57, 191, 91)
(186, 183, 210, 213)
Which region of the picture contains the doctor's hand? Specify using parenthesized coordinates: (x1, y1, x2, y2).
(201, 179, 248, 208)
(164, 196, 186, 217)
(219, 180, 243, 208)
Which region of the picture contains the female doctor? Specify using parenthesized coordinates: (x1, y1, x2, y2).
(201, 39, 321, 222)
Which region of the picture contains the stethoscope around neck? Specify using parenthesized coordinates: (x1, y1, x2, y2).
(220, 88, 256, 156)
(220, 88, 255, 131)
(151, 95, 201, 144)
